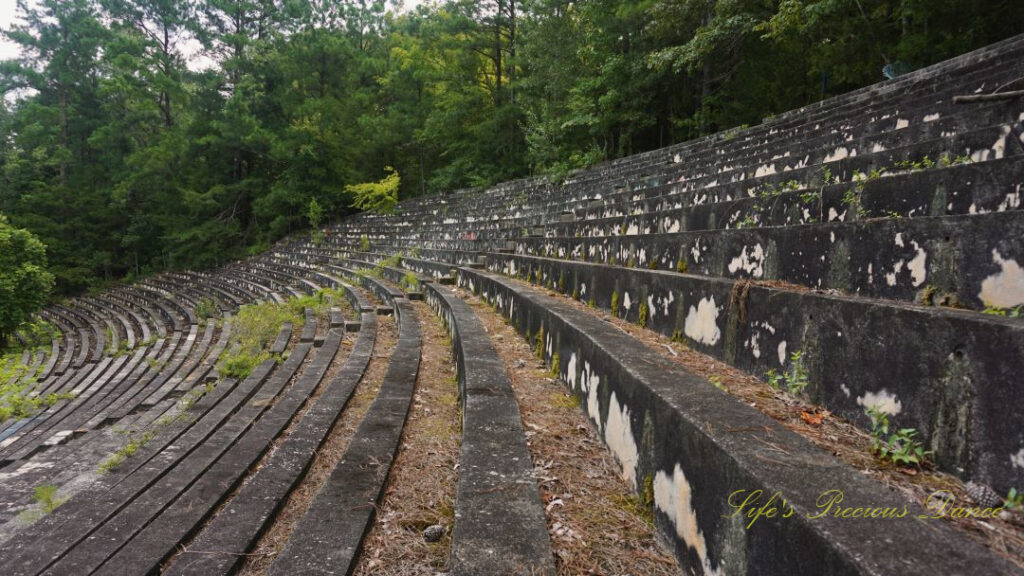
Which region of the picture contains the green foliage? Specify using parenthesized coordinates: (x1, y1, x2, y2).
(216, 299, 301, 380)
(610, 291, 619, 318)
(638, 302, 648, 328)
(347, 168, 400, 214)
(0, 216, 55, 349)
(32, 484, 66, 514)
(400, 272, 420, 293)
(764, 350, 810, 395)
(866, 406, 933, 468)
(982, 304, 1022, 317)
(195, 298, 220, 320)
(0, 352, 74, 421)
(360, 235, 371, 252)
(1005, 488, 1023, 512)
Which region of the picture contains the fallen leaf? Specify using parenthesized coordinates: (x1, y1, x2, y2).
(800, 411, 824, 426)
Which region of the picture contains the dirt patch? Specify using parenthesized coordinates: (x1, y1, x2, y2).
(352, 300, 460, 576)
(238, 298, 397, 575)
(500, 275, 1024, 568)
(456, 287, 679, 576)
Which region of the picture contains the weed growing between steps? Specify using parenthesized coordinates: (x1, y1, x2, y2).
(457, 288, 679, 576)
(497, 275, 1024, 568)
(240, 297, 395, 575)
(96, 381, 215, 474)
(217, 289, 350, 380)
(353, 301, 460, 576)
(15, 484, 68, 524)
(0, 352, 73, 422)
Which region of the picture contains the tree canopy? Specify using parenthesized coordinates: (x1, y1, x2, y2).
(0, 214, 55, 349)
(0, 0, 1019, 295)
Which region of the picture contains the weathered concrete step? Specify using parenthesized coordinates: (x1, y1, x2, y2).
(517, 211, 1024, 310)
(0, 324, 297, 574)
(479, 252, 1024, 493)
(423, 283, 555, 575)
(164, 309, 377, 575)
(94, 328, 347, 575)
(269, 299, 421, 576)
(457, 267, 1020, 576)
(563, 156, 1024, 232)
(34, 339, 315, 576)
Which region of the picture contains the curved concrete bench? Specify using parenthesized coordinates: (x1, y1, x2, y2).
(458, 267, 1019, 576)
(269, 293, 421, 576)
(423, 281, 555, 575)
(166, 289, 378, 575)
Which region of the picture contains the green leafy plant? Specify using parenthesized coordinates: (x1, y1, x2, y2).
(638, 302, 648, 328)
(982, 304, 1022, 317)
(347, 167, 400, 214)
(360, 235, 371, 252)
(1005, 488, 1023, 512)
(866, 406, 932, 468)
(610, 291, 619, 318)
(764, 350, 810, 395)
(195, 297, 219, 320)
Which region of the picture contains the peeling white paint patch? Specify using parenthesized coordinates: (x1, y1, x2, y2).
(840, 384, 851, 397)
(923, 113, 940, 123)
(895, 118, 909, 130)
(824, 146, 850, 163)
(1012, 448, 1024, 470)
(623, 292, 633, 312)
(648, 295, 656, 319)
(750, 332, 761, 358)
(605, 392, 639, 489)
(755, 163, 776, 178)
(894, 233, 904, 248)
(566, 353, 578, 389)
(908, 241, 928, 287)
(654, 464, 722, 576)
(777, 341, 787, 365)
(857, 389, 902, 415)
(685, 297, 721, 346)
(727, 244, 766, 278)
(979, 249, 1024, 307)
(871, 143, 886, 153)
(626, 223, 639, 236)
(998, 187, 1021, 211)
(828, 207, 839, 222)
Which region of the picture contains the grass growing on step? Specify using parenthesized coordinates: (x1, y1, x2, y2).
(764, 350, 810, 395)
(194, 297, 220, 320)
(99, 382, 215, 473)
(217, 300, 299, 380)
(637, 302, 648, 328)
(982, 304, 1022, 317)
(98, 429, 155, 474)
(866, 406, 933, 469)
(400, 271, 420, 292)
(0, 353, 74, 422)
(16, 484, 69, 523)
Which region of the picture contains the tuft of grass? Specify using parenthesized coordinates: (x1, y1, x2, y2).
(638, 302, 648, 328)
(551, 392, 580, 409)
(195, 297, 220, 320)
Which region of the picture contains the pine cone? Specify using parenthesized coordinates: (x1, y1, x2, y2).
(965, 481, 1003, 508)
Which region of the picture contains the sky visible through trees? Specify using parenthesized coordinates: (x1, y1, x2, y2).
(0, 0, 1020, 298)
